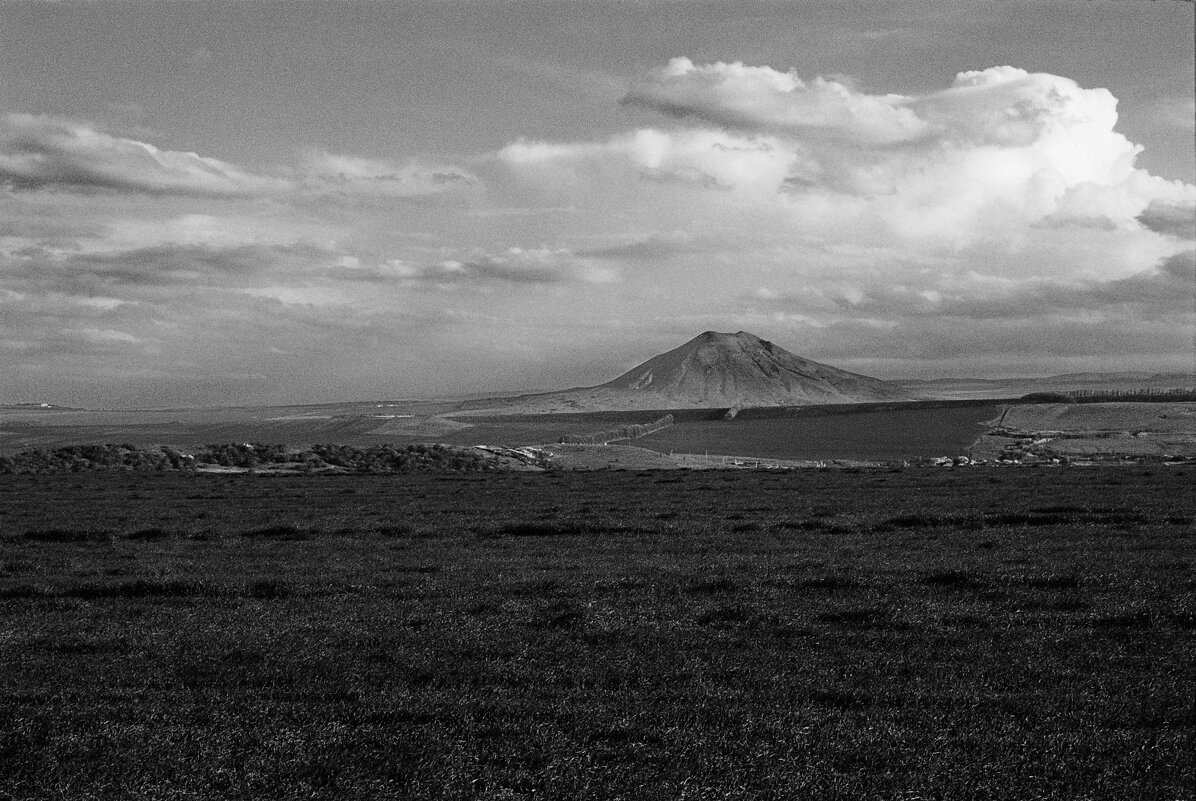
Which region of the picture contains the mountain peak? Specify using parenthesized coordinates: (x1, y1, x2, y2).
(598, 330, 906, 406)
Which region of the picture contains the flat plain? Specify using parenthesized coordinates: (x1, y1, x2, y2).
(1, 466, 1192, 800)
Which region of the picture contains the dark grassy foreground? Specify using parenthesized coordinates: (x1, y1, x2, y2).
(0, 467, 1192, 800)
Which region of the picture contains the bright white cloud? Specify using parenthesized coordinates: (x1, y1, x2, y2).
(514, 63, 1195, 259)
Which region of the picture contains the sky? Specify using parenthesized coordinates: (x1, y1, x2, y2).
(1, 0, 1194, 408)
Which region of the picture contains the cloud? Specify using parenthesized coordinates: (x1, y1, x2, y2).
(0, 114, 479, 205)
(576, 232, 706, 261)
(499, 127, 799, 201)
(0, 235, 344, 326)
(453, 247, 617, 285)
(328, 247, 619, 287)
(623, 57, 929, 145)
(300, 150, 477, 199)
(751, 265, 1192, 326)
(63, 327, 142, 346)
(510, 62, 1196, 256)
(1137, 199, 1196, 239)
(3, 60, 1193, 405)
(1159, 249, 1195, 281)
(0, 113, 283, 197)
(1149, 96, 1196, 132)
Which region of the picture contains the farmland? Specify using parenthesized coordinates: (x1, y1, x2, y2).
(633, 403, 1003, 462)
(1, 467, 1192, 799)
(1, 400, 1008, 462)
(6, 400, 1194, 466)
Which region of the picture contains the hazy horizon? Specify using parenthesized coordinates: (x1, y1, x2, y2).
(2, 1, 1193, 408)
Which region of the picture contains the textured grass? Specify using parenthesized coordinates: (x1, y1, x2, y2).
(0, 467, 1192, 800)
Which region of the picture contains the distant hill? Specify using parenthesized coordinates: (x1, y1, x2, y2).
(897, 371, 1196, 400)
(454, 331, 910, 413)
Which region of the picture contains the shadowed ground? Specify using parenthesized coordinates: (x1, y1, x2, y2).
(0, 467, 1192, 799)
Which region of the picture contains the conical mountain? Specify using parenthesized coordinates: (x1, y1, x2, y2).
(596, 330, 906, 407)
(452, 330, 910, 414)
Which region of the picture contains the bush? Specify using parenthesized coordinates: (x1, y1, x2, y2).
(0, 442, 496, 474)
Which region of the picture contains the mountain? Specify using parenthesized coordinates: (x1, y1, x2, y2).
(455, 330, 910, 413)
(596, 330, 907, 405)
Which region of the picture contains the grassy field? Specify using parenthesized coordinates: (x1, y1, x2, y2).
(1, 467, 1193, 800)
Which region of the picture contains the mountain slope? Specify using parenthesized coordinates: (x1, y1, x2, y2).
(596, 330, 907, 406)
(453, 330, 909, 414)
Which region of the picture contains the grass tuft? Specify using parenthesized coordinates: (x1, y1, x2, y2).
(1091, 611, 1153, 630)
(799, 575, 860, 590)
(124, 527, 170, 541)
(1170, 612, 1196, 630)
(816, 607, 890, 626)
(61, 579, 206, 599)
(886, 513, 946, 528)
(242, 523, 311, 539)
(479, 520, 590, 538)
(532, 605, 586, 630)
(921, 570, 982, 588)
(696, 605, 751, 625)
(245, 579, 292, 599)
(687, 576, 737, 594)
(0, 584, 42, 599)
(1025, 574, 1082, 589)
(24, 528, 114, 543)
(808, 689, 872, 710)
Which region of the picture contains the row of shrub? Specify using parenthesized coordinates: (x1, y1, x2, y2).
(0, 442, 495, 474)
(0, 443, 194, 474)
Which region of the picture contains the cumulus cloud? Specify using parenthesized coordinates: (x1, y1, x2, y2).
(624, 57, 928, 145)
(1137, 199, 1196, 239)
(0, 113, 282, 197)
(531, 62, 1196, 249)
(500, 127, 799, 201)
